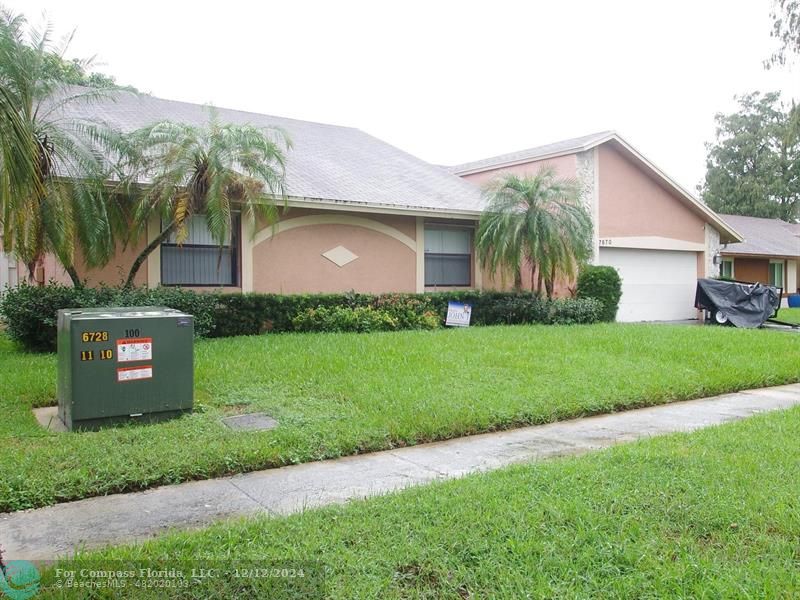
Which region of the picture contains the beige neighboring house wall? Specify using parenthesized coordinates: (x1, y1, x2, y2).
(718, 214, 800, 297)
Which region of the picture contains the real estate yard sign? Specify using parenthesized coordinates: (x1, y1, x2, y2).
(446, 302, 472, 327)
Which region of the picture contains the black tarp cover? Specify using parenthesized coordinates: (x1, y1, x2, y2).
(695, 278, 781, 328)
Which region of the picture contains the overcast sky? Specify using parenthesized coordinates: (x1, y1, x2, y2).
(7, 0, 799, 192)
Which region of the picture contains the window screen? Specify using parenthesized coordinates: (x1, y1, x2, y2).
(769, 262, 784, 288)
(424, 227, 471, 286)
(720, 259, 733, 279)
(161, 215, 239, 286)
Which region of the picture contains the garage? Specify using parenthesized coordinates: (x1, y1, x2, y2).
(598, 247, 699, 322)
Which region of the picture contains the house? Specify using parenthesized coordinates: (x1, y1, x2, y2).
(37, 90, 487, 294)
(450, 132, 742, 321)
(22, 92, 742, 322)
(717, 214, 799, 300)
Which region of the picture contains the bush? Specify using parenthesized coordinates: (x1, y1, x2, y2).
(292, 306, 399, 333)
(370, 294, 440, 329)
(576, 265, 622, 322)
(0, 284, 603, 352)
(548, 297, 603, 325)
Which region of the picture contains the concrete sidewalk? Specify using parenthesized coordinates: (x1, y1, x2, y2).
(3, 383, 800, 561)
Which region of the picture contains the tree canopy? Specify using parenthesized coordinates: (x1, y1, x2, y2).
(114, 112, 291, 288)
(767, 0, 800, 68)
(0, 7, 129, 286)
(701, 92, 800, 222)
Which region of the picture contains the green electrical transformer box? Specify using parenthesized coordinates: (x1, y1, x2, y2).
(57, 307, 194, 431)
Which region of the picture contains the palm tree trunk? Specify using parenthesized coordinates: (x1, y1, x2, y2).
(513, 268, 522, 291)
(124, 221, 175, 289)
(545, 265, 556, 299)
(65, 265, 82, 288)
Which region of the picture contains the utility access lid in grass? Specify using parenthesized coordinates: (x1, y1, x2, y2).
(221, 413, 279, 432)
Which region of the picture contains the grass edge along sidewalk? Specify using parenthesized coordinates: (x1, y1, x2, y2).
(32, 402, 800, 598)
(1, 322, 799, 513)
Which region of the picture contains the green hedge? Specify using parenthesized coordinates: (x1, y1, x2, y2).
(576, 265, 622, 322)
(0, 283, 604, 352)
(292, 305, 440, 333)
(0, 283, 218, 352)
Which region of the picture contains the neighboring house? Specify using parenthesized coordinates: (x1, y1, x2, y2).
(718, 214, 799, 299)
(32, 93, 742, 321)
(450, 132, 742, 321)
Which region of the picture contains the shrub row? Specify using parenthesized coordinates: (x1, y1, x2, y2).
(292, 305, 440, 333)
(0, 283, 609, 352)
(0, 284, 218, 352)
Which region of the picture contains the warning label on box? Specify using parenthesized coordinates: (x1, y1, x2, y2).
(116, 338, 153, 363)
(117, 365, 153, 382)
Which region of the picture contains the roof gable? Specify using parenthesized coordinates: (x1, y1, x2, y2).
(451, 131, 743, 243)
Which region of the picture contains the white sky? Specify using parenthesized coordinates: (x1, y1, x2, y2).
(8, 0, 799, 192)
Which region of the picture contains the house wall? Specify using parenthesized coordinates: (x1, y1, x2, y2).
(0, 248, 16, 289)
(251, 208, 418, 294)
(458, 154, 577, 188)
(15, 238, 150, 288)
(730, 257, 769, 284)
(597, 144, 705, 243)
(75, 239, 149, 288)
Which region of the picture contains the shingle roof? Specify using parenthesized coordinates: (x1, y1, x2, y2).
(719, 214, 800, 257)
(56, 89, 485, 215)
(447, 131, 616, 174)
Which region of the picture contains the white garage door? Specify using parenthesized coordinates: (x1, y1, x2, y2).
(598, 248, 698, 322)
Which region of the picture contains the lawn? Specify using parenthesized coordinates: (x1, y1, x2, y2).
(1, 323, 799, 513)
(36, 401, 800, 598)
(778, 306, 800, 324)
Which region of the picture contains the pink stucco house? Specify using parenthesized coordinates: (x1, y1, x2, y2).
(1, 92, 743, 321)
(451, 132, 742, 320)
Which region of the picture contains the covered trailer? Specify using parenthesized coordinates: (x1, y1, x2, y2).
(695, 278, 782, 328)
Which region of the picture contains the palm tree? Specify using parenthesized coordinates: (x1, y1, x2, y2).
(476, 168, 593, 297)
(117, 112, 291, 288)
(0, 8, 124, 287)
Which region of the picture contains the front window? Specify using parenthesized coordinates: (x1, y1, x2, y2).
(769, 261, 784, 288)
(720, 259, 734, 279)
(161, 215, 239, 286)
(424, 227, 471, 287)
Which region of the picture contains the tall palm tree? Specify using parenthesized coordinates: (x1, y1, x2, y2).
(0, 87, 39, 218)
(117, 111, 291, 288)
(0, 8, 124, 287)
(476, 168, 593, 297)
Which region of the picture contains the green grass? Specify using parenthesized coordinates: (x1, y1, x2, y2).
(1, 323, 799, 513)
(38, 402, 800, 598)
(778, 306, 800, 324)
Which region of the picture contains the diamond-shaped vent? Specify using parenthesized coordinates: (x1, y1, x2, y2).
(321, 245, 359, 267)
